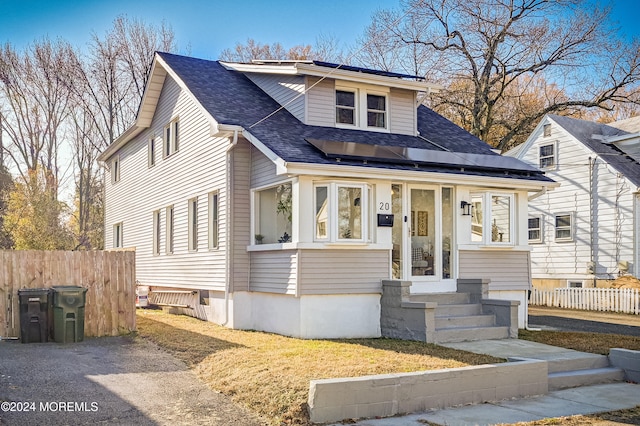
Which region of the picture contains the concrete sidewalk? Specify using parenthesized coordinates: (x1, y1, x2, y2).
(331, 339, 640, 426)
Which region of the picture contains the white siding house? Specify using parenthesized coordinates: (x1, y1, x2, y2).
(508, 114, 640, 289)
(99, 53, 555, 339)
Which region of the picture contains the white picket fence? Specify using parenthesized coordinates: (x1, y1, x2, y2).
(530, 287, 640, 315)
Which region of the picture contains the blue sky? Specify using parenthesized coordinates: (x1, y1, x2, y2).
(2, 0, 639, 60)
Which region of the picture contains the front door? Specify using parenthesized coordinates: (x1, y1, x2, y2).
(392, 184, 455, 290)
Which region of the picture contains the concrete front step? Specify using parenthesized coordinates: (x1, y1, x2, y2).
(548, 367, 625, 390)
(410, 292, 470, 305)
(435, 314, 496, 329)
(434, 326, 510, 343)
(435, 303, 482, 317)
(547, 353, 611, 374)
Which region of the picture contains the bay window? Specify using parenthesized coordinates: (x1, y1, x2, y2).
(469, 192, 515, 245)
(255, 182, 293, 245)
(315, 182, 371, 242)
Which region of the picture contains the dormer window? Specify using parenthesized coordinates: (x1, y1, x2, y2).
(367, 94, 386, 128)
(335, 85, 389, 131)
(336, 90, 356, 125)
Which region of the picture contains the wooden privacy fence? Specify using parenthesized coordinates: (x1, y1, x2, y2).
(530, 287, 640, 315)
(0, 250, 136, 339)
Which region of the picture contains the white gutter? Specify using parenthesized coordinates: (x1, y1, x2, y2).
(528, 187, 547, 201)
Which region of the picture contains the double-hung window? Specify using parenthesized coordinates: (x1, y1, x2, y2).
(152, 210, 161, 255)
(367, 94, 386, 128)
(555, 213, 573, 241)
(163, 119, 179, 158)
(111, 156, 120, 183)
(335, 86, 388, 131)
(336, 90, 356, 125)
(314, 182, 371, 242)
(469, 192, 515, 245)
(148, 138, 156, 167)
(188, 197, 198, 251)
(113, 223, 123, 248)
(539, 143, 555, 169)
(208, 192, 219, 249)
(528, 215, 543, 243)
(166, 205, 174, 254)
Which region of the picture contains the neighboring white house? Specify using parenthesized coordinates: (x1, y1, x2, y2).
(508, 114, 640, 290)
(98, 52, 554, 338)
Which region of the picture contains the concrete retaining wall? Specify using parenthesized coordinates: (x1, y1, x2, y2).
(308, 358, 548, 424)
(609, 348, 640, 383)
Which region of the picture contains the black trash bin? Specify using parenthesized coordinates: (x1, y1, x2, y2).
(18, 288, 50, 343)
(51, 286, 88, 343)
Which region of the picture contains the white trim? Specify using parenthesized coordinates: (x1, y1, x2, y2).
(282, 162, 555, 191)
(220, 61, 441, 93)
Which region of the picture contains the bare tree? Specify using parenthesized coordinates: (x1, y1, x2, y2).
(357, 0, 640, 150)
(0, 39, 74, 191)
(219, 37, 343, 62)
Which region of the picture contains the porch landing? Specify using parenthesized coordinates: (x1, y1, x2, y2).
(380, 279, 519, 343)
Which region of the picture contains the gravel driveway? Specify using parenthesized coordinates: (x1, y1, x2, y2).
(528, 306, 640, 337)
(0, 336, 264, 425)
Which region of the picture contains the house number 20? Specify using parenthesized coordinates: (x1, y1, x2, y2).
(379, 202, 390, 211)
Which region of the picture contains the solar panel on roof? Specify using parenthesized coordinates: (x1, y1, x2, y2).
(306, 138, 539, 173)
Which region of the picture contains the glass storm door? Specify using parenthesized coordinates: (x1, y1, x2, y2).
(410, 187, 437, 279)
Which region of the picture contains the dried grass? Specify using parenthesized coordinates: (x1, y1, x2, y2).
(136, 310, 501, 425)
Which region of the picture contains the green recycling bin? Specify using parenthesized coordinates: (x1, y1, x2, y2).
(51, 286, 88, 343)
(18, 288, 51, 343)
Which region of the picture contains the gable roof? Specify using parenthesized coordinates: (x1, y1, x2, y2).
(101, 52, 553, 185)
(548, 114, 640, 187)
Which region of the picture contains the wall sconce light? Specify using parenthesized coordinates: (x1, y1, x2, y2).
(460, 201, 472, 216)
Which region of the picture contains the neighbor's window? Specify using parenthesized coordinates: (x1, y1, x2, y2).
(255, 182, 293, 245)
(152, 210, 161, 255)
(166, 205, 174, 254)
(208, 191, 219, 249)
(470, 192, 514, 245)
(113, 223, 123, 248)
(367, 93, 386, 128)
(568, 281, 583, 288)
(539, 143, 555, 169)
(111, 156, 120, 183)
(148, 138, 156, 167)
(528, 216, 543, 243)
(543, 123, 551, 137)
(188, 197, 198, 251)
(314, 182, 370, 242)
(336, 90, 356, 125)
(555, 213, 573, 241)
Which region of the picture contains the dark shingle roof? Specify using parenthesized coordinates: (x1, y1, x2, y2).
(158, 52, 551, 182)
(549, 114, 640, 187)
